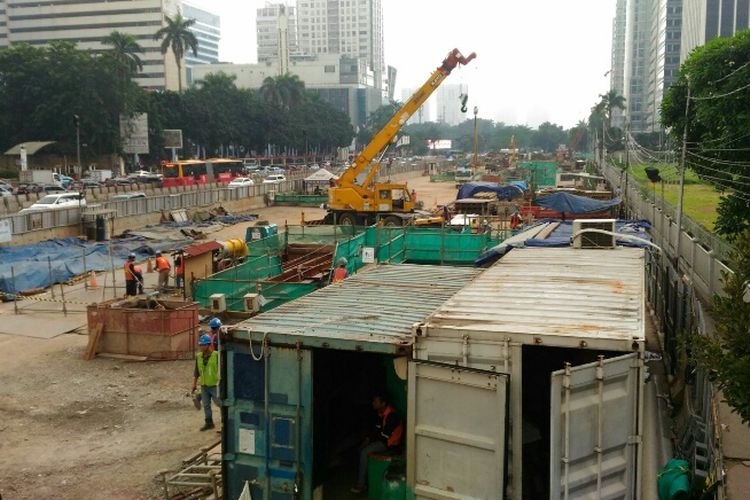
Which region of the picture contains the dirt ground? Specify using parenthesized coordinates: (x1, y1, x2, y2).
(0, 173, 459, 499)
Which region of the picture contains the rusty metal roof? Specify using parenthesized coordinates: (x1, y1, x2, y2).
(423, 247, 645, 350)
(184, 240, 223, 257)
(231, 264, 483, 353)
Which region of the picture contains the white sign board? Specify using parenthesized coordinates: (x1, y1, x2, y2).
(0, 219, 11, 243)
(238, 428, 256, 455)
(427, 139, 452, 150)
(120, 113, 149, 154)
(362, 247, 375, 264)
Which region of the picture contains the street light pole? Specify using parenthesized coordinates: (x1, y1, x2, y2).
(674, 82, 691, 268)
(74, 114, 81, 178)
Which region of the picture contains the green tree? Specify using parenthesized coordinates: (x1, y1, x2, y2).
(153, 12, 198, 92)
(102, 31, 144, 74)
(532, 122, 567, 152)
(683, 230, 750, 423)
(599, 89, 626, 130)
(662, 29, 750, 239)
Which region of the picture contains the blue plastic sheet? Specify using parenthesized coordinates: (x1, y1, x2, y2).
(456, 182, 525, 201)
(0, 237, 190, 294)
(475, 220, 652, 266)
(535, 192, 621, 214)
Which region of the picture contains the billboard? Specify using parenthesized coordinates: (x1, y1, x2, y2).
(427, 139, 452, 150)
(120, 113, 149, 154)
(163, 129, 183, 149)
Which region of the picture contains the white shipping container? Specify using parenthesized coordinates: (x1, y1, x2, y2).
(411, 247, 646, 499)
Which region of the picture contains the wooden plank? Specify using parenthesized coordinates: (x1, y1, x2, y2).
(83, 323, 104, 361)
(97, 352, 149, 361)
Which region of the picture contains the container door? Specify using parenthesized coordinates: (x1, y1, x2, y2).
(550, 353, 642, 499)
(407, 361, 508, 499)
(223, 345, 313, 500)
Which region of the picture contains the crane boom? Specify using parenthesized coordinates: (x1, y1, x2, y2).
(336, 48, 476, 188)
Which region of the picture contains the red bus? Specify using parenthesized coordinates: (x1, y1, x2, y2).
(161, 159, 244, 187)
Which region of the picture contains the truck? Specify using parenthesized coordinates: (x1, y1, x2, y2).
(19, 170, 63, 187)
(86, 169, 113, 183)
(326, 48, 476, 226)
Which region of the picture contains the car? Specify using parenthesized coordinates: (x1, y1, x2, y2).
(0, 185, 12, 197)
(39, 184, 66, 194)
(269, 166, 285, 174)
(263, 174, 287, 185)
(59, 175, 74, 189)
(111, 191, 147, 201)
(106, 177, 135, 186)
(228, 177, 255, 188)
(75, 179, 103, 190)
(19, 192, 86, 213)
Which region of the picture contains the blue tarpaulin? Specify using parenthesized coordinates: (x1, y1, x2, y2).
(535, 192, 621, 214)
(0, 237, 190, 294)
(475, 219, 651, 266)
(457, 182, 525, 201)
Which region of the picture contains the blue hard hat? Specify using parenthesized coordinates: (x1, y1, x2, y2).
(198, 334, 212, 346)
(209, 318, 222, 329)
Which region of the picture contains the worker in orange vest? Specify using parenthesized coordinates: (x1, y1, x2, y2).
(133, 264, 144, 294)
(155, 251, 171, 290)
(332, 259, 348, 283)
(174, 249, 185, 289)
(351, 393, 404, 494)
(124, 253, 138, 296)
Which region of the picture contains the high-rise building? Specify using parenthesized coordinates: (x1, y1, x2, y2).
(614, 0, 682, 133)
(401, 87, 429, 125)
(182, 1, 221, 86)
(257, 2, 299, 69)
(296, 0, 385, 91)
(435, 84, 466, 126)
(681, 0, 750, 61)
(0, 0, 186, 91)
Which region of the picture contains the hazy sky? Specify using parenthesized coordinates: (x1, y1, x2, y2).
(187, 0, 617, 129)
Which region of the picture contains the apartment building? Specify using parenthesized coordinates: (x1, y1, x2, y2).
(182, 1, 220, 85)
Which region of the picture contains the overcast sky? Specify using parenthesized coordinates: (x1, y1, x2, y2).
(187, 0, 617, 129)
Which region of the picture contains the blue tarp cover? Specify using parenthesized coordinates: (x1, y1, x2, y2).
(475, 219, 651, 266)
(457, 182, 525, 201)
(535, 192, 621, 214)
(0, 237, 190, 294)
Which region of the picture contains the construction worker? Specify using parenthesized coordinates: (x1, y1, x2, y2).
(332, 259, 348, 283)
(208, 317, 222, 350)
(155, 251, 171, 291)
(351, 394, 404, 494)
(410, 188, 417, 202)
(124, 253, 138, 296)
(133, 264, 144, 295)
(174, 249, 185, 289)
(191, 334, 221, 431)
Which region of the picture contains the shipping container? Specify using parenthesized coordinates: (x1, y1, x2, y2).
(414, 247, 646, 499)
(222, 264, 483, 500)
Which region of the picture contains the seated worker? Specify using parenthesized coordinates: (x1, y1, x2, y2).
(351, 394, 404, 494)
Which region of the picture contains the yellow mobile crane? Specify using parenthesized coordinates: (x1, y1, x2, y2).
(327, 48, 476, 226)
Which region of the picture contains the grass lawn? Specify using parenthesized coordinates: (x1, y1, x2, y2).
(625, 163, 722, 231)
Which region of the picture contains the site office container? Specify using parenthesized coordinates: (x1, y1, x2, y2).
(412, 247, 646, 499)
(220, 264, 483, 500)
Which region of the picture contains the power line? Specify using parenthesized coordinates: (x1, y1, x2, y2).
(691, 80, 750, 101)
(709, 60, 750, 85)
(687, 150, 750, 167)
(688, 129, 750, 147)
(687, 162, 750, 183)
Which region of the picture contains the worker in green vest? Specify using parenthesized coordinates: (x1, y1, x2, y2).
(191, 334, 221, 431)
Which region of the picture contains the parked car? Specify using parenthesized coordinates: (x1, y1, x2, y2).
(263, 174, 287, 185)
(228, 177, 255, 188)
(59, 175, 74, 189)
(37, 184, 66, 194)
(74, 179, 103, 190)
(19, 192, 86, 213)
(105, 177, 135, 186)
(0, 185, 12, 197)
(111, 191, 147, 201)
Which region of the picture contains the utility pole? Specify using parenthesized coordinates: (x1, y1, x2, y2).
(674, 82, 691, 268)
(472, 106, 479, 167)
(73, 114, 81, 178)
(624, 123, 629, 214)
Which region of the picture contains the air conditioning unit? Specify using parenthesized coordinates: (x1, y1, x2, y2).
(243, 293, 261, 313)
(572, 219, 616, 249)
(210, 293, 226, 313)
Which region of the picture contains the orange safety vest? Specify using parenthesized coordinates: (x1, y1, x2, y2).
(175, 256, 184, 276)
(379, 405, 404, 448)
(124, 261, 134, 281)
(332, 267, 347, 283)
(155, 256, 171, 271)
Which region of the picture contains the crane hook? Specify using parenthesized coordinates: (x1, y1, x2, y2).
(459, 93, 469, 113)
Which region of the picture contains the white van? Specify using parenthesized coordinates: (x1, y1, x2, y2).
(19, 192, 86, 214)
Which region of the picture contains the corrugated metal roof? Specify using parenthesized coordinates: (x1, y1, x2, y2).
(184, 241, 223, 257)
(424, 247, 645, 346)
(232, 264, 483, 349)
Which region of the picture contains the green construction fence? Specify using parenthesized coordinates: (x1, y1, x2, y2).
(519, 160, 558, 187)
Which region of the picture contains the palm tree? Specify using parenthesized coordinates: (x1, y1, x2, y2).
(153, 13, 198, 92)
(599, 89, 626, 130)
(102, 31, 144, 74)
(259, 74, 305, 110)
